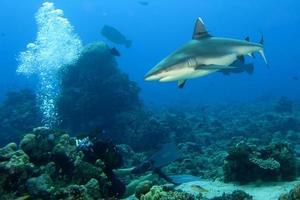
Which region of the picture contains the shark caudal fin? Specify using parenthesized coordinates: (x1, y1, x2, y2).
(258, 36, 268, 65)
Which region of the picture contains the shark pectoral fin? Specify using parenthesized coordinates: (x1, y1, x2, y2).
(192, 17, 211, 40)
(237, 55, 245, 63)
(177, 80, 186, 89)
(196, 64, 236, 70)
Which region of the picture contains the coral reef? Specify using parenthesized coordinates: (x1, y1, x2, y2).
(0, 95, 299, 199)
(0, 128, 122, 199)
(135, 180, 154, 199)
(140, 185, 200, 200)
(279, 184, 300, 200)
(0, 90, 41, 147)
(57, 42, 141, 134)
(223, 141, 297, 183)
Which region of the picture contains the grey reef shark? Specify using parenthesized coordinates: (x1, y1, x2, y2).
(144, 17, 268, 88)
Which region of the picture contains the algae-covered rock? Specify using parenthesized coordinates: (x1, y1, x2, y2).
(135, 180, 153, 199)
(0, 145, 33, 193)
(223, 141, 297, 183)
(0, 143, 17, 161)
(20, 132, 52, 164)
(279, 184, 300, 200)
(57, 42, 141, 134)
(53, 184, 92, 200)
(26, 174, 54, 197)
(85, 178, 101, 199)
(140, 185, 197, 200)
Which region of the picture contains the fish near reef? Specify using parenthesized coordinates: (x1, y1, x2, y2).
(101, 25, 132, 48)
(144, 17, 268, 88)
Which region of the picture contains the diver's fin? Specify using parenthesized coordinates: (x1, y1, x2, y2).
(149, 143, 182, 169)
(196, 64, 236, 70)
(177, 80, 186, 89)
(167, 175, 202, 185)
(110, 47, 121, 57)
(192, 17, 211, 40)
(245, 36, 250, 42)
(237, 55, 245, 63)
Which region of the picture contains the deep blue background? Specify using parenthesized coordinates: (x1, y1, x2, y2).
(0, 0, 299, 105)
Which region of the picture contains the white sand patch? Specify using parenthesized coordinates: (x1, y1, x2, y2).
(177, 180, 299, 200)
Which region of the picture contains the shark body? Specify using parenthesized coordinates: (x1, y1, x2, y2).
(144, 17, 267, 88)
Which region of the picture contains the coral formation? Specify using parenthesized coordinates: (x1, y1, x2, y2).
(0, 128, 121, 199)
(0, 90, 41, 146)
(140, 185, 199, 200)
(135, 180, 154, 199)
(279, 184, 300, 200)
(223, 141, 297, 183)
(57, 42, 141, 134)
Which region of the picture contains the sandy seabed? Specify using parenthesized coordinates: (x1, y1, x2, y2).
(177, 179, 300, 200)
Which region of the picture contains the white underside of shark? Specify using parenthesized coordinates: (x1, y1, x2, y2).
(144, 17, 268, 88)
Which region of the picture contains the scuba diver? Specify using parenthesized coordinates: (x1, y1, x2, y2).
(75, 132, 184, 198)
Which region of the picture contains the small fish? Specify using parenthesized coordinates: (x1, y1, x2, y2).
(101, 25, 132, 48)
(292, 76, 299, 81)
(0, 32, 5, 37)
(138, 1, 149, 6)
(110, 47, 121, 57)
(190, 184, 209, 193)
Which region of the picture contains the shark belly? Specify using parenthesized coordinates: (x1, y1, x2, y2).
(159, 54, 236, 82)
(158, 66, 218, 82)
(200, 54, 237, 66)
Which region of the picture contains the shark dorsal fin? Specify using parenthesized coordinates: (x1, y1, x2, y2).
(192, 17, 211, 40)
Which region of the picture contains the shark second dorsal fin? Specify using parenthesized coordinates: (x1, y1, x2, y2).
(192, 17, 211, 40)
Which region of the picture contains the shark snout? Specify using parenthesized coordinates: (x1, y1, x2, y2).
(144, 71, 160, 81)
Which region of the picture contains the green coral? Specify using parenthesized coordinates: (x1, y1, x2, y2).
(140, 185, 198, 200)
(26, 174, 54, 197)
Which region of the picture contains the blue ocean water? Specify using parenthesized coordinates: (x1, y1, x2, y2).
(0, 1, 299, 199)
(0, 0, 299, 105)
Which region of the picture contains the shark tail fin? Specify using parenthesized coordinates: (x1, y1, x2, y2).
(258, 36, 268, 66)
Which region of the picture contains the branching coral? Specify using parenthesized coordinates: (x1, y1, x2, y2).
(17, 2, 82, 127)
